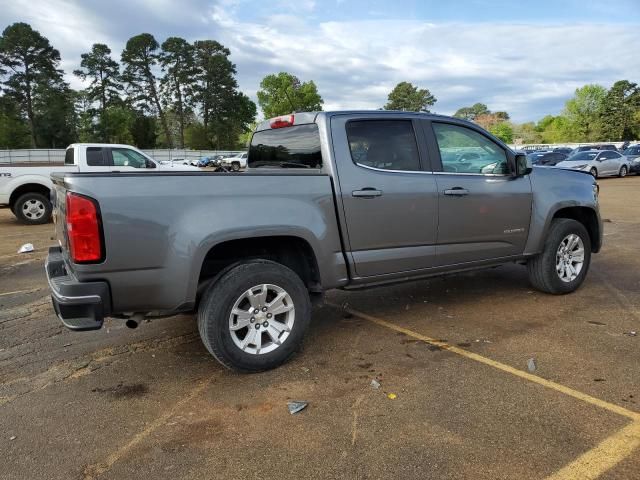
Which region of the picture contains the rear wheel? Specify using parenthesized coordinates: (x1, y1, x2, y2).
(618, 165, 627, 177)
(14, 192, 52, 225)
(527, 219, 591, 294)
(197, 260, 311, 372)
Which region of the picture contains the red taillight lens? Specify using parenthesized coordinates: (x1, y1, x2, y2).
(270, 114, 294, 129)
(66, 192, 103, 263)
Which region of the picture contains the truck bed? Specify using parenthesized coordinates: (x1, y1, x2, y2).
(51, 171, 349, 313)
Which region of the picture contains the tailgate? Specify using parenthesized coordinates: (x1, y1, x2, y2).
(51, 179, 68, 252)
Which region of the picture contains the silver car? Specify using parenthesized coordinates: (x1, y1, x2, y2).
(555, 150, 629, 178)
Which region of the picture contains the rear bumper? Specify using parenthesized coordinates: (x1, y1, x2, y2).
(45, 246, 110, 331)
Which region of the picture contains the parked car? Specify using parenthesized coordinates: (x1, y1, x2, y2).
(46, 111, 602, 372)
(553, 147, 574, 155)
(573, 146, 595, 153)
(527, 151, 569, 166)
(555, 150, 629, 178)
(220, 152, 248, 171)
(622, 145, 640, 174)
(0, 143, 198, 224)
(595, 144, 618, 152)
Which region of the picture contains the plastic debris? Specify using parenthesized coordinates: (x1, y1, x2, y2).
(287, 401, 308, 414)
(9, 436, 16, 441)
(17, 243, 34, 253)
(370, 379, 381, 389)
(527, 358, 537, 372)
(387, 393, 397, 400)
(625, 331, 637, 337)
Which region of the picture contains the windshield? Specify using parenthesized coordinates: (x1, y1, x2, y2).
(248, 124, 322, 169)
(567, 151, 598, 161)
(623, 147, 640, 155)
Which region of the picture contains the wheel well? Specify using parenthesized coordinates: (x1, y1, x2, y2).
(553, 207, 601, 252)
(198, 236, 322, 293)
(9, 184, 51, 208)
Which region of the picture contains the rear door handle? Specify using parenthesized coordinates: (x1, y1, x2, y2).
(352, 188, 383, 198)
(444, 187, 469, 196)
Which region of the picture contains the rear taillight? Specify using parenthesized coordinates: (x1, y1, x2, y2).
(270, 114, 294, 129)
(66, 192, 103, 263)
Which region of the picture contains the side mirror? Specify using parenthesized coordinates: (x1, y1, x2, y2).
(515, 153, 532, 176)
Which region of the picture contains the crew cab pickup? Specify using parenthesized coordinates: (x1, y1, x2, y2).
(46, 112, 602, 372)
(0, 143, 198, 224)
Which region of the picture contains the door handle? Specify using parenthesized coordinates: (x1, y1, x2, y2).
(444, 187, 469, 196)
(352, 188, 383, 198)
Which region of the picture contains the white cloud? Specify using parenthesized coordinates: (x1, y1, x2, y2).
(211, 16, 640, 121)
(2, 1, 639, 121)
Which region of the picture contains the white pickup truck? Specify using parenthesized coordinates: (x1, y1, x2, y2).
(220, 152, 248, 171)
(0, 143, 198, 224)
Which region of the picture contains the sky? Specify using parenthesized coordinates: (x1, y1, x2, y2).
(1, 0, 639, 122)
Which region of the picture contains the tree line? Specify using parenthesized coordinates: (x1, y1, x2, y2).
(453, 81, 640, 145)
(1, 21, 638, 150)
(0, 22, 256, 149)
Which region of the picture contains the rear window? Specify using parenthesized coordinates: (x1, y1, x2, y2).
(64, 148, 74, 165)
(86, 147, 108, 166)
(248, 124, 322, 169)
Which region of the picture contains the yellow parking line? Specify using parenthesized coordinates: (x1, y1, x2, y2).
(545, 421, 640, 480)
(336, 305, 640, 421)
(334, 304, 640, 479)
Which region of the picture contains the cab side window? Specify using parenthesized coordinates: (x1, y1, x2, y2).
(346, 120, 421, 171)
(432, 123, 508, 175)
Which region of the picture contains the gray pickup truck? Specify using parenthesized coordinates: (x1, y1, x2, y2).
(46, 111, 602, 371)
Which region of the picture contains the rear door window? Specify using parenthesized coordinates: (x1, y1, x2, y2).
(346, 120, 421, 171)
(249, 124, 322, 169)
(86, 147, 108, 166)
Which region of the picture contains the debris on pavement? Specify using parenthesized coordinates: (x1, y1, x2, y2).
(287, 401, 308, 414)
(17, 243, 34, 253)
(9, 436, 16, 441)
(527, 358, 537, 373)
(370, 379, 381, 389)
(387, 393, 397, 400)
(624, 331, 637, 337)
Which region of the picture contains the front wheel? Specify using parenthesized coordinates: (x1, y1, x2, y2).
(14, 192, 52, 225)
(527, 218, 591, 294)
(231, 162, 241, 172)
(197, 260, 311, 372)
(590, 167, 598, 178)
(618, 165, 627, 177)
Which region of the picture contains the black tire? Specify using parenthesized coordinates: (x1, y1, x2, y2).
(14, 192, 52, 225)
(197, 260, 311, 372)
(231, 162, 241, 172)
(590, 167, 598, 178)
(527, 218, 591, 294)
(618, 165, 627, 177)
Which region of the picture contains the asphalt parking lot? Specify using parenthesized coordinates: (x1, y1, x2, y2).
(1, 177, 639, 480)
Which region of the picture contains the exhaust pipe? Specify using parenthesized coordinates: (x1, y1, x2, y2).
(125, 313, 145, 329)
